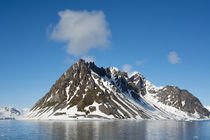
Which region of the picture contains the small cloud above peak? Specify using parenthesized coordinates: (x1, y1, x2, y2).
(122, 64, 139, 77)
(122, 64, 132, 73)
(64, 56, 76, 65)
(50, 9, 111, 56)
(168, 51, 181, 64)
(136, 59, 147, 66)
(82, 55, 95, 62)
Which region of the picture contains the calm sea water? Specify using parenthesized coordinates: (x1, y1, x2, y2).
(0, 120, 210, 140)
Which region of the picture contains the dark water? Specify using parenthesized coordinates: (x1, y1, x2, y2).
(0, 120, 210, 140)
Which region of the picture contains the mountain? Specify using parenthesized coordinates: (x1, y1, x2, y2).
(206, 106, 210, 112)
(25, 59, 210, 120)
(0, 107, 29, 120)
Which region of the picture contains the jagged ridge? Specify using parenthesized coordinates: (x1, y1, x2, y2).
(26, 59, 210, 120)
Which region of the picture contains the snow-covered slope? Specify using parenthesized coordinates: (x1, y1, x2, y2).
(205, 106, 210, 112)
(24, 59, 210, 120)
(0, 107, 29, 120)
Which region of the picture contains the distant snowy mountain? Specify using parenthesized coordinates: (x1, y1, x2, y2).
(25, 59, 210, 120)
(0, 107, 29, 120)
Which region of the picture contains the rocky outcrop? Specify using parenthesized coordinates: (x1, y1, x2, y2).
(151, 86, 210, 118)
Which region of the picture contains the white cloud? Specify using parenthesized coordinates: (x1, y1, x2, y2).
(168, 51, 180, 64)
(63, 56, 76, 64)
(82, 55, 95, 62)
(122, 64, 136, 76)
(50, 9, 111, 56)
(122, 64, 132, 73)
(136, 59, 147, 66)
(122, 64, 140, 77)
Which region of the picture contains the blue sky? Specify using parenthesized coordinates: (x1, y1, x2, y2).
(0, 0, 210, 108)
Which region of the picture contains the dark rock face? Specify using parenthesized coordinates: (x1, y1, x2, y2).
(129, 73, 147, 96)
(89, 62, 107, 77)
(154, 86, 210, 118)
(29, 59, 210, 119)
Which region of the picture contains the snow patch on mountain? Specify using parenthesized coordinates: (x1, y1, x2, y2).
(145, 80, 163, 92)
(206, 106, 210, 112)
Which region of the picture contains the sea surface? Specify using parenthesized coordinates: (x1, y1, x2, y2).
(0, 120, 210, 140)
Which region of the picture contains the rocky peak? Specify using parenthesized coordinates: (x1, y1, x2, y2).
(88, 61, 108, 78)
(129, 72, 146, 96)
(156, 86, 210, 118)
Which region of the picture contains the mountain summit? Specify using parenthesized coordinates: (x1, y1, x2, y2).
(26, 59, 210, 120)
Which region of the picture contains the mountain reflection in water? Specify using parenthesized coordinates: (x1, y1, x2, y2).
(0, 120, 210, 140)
